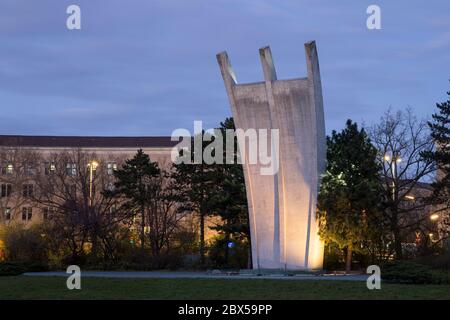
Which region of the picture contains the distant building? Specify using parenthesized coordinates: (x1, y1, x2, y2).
(0, 135, 176, 224)
(0, 135, 219, 256)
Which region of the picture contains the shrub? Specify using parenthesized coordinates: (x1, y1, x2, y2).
(3, 224, 48, 263)
(208, 236, 249, 269)
(414, 253, 450, 271)
(382, 261, 433, 284)
(382, 260, 450, 284)
(19, 260, 49, 272)
(0, 262, 27, 276)
(323, 243, 345, 271)
(0, 260, 50, 276)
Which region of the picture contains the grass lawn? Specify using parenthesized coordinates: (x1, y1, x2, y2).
(1, 276, 450, 299)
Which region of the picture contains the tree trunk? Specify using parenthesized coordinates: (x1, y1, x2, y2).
(140, 204, 145, 251)
(345, 245, 353, 273)
(91, 231, 98, 260)
(199, 212, 205, 266)
(90, 207, 98, 260)
(393, 227, 403, 259)
(224, 232, 230, 266)
(391, 209, 403, 259)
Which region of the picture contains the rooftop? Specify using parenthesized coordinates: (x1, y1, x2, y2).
(0, 135, 178, 148)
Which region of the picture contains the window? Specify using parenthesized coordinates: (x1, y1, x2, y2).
(25, 163, 35, 176)
(22, 207, 32, 221)
(1, 164, 14, 175)
(22, 184, 34, 197)
(43, 207, 55, 220)
(3, 207, 11, 220)
(66, 163, 77, 176)
(44, 162, 56, 175)
(107, 162, 117, 175)
(1, 184, 12, 197)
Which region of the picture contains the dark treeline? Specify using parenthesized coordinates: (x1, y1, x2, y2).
(0, 86, 449, 272)
(318, 87, 450, 271)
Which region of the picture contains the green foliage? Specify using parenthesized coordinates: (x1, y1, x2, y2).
(422, 85, 450, 207)
(0, 262, 26, 276)
(382, 261, 450, 284)
(0, 260, 49, 276)
(413, 252, 450, 271)
(111, 149, 161, 206)
(171, 131, 220, 265)
(209, 118, 249, 242)
(317, 120, 383, 253)
(323, 243, 345, 271)
(208, 236, 249, 269)
(110, 149, 161, 249)
(3, 224, 48, 263)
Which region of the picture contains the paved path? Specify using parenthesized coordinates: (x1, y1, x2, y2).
(24, 271, 368, 281)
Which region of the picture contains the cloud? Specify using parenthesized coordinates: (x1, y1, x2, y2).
(0, 0, 448, 136)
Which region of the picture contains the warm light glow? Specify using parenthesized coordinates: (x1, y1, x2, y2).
(384, 155, 390, 161)
(430, 214, 439, 221)
(396, 157, 402, 163)
(6, 164, 13, 174)
(405, 195, 415, 200)
(88, 161, 99, 169)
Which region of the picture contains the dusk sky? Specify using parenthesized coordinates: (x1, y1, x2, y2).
(1, 0, 449, 136)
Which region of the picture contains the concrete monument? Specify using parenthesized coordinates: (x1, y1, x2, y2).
(216, 41, 325, 270)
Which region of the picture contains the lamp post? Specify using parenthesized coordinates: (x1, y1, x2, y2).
(87, 160, 98, 206)
(430, 213, 440, 221)
(384, 154, 401, 200)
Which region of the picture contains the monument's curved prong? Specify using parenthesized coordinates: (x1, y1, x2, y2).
(217, 41, 325, 270)
(259, 46, 277, 81)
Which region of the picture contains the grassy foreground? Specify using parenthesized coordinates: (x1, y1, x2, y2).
(1, 276, 450, 300)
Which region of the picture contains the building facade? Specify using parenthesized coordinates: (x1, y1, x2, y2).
(0, 135, 176, 226)
(0, 135, 221, 259)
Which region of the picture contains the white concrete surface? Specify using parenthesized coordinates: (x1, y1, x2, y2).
(216, 41, 326, 270)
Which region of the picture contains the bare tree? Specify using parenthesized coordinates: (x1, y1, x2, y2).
(32, 149, 131, 264)
(370, 108, 435, 258)
(146, 170, 186, 265)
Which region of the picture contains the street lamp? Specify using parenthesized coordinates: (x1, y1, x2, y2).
(430, 213, 439, 221)
(87, 160, 99, 205)
(384, 153, 401, 200)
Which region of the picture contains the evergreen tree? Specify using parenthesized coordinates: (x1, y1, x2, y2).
(171, 133, 217, 266)
(110, 149, 160, 251)
(422, 85, 450, 225)
(317, 120, 383, 272)
(209, 118, 250, 267)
